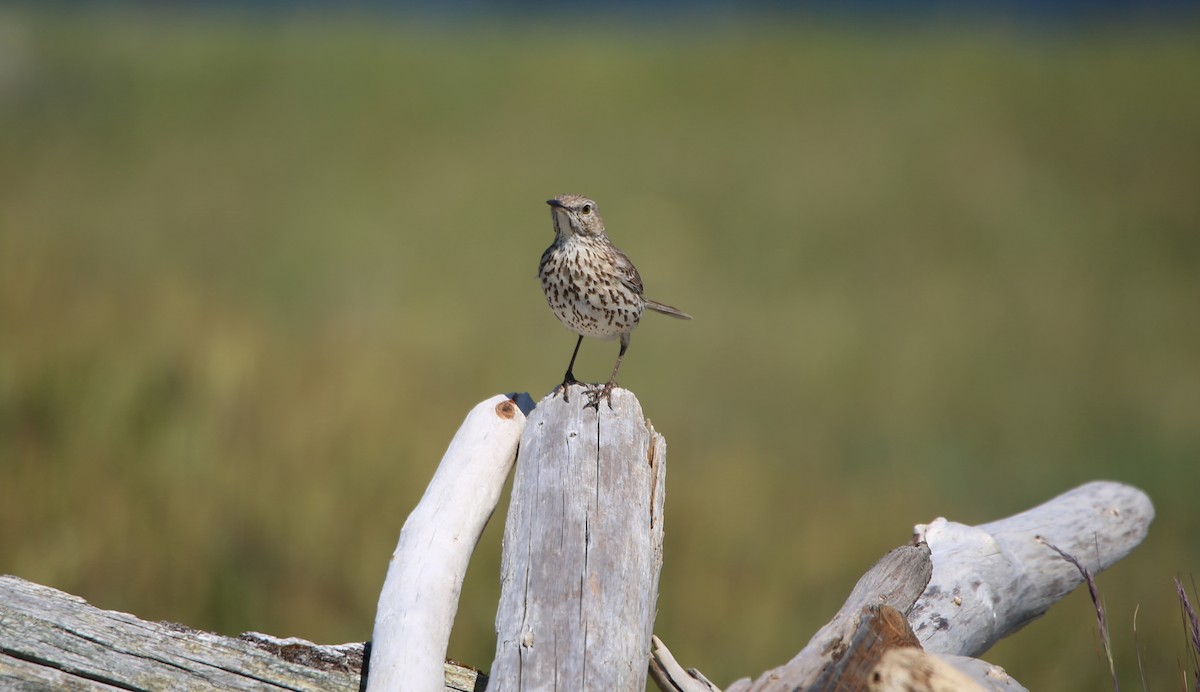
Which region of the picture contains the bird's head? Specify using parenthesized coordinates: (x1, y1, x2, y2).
(547, 194, 606, 238)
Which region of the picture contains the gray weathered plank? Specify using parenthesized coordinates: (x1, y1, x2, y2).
(489, 387, 667, 691)
(0, 574, 486, 691)
(0, 575, 361, 691)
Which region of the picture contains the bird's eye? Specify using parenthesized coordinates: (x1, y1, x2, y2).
(581, 204, 592, 215)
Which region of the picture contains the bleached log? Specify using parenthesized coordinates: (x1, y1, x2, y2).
(367, 393, 532, 692)
(910, 480, 1155, 657)
(687, 481, 1151, 692)
(489, 387, 667, 691)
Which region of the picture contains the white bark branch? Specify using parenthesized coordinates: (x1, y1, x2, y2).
(367, 393, 531, 692)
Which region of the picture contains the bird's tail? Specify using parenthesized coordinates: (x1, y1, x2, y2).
(645, 299, 692, 320)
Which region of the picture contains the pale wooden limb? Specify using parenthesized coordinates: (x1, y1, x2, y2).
(489, 387, 667, 691)
(909, 480, 1155, 657)
(367, 393, 531, 692)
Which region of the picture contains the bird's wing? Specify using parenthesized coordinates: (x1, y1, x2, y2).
(612, 247, 645, 296)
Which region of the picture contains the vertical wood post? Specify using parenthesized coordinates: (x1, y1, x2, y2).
(489, 387, 668, 691)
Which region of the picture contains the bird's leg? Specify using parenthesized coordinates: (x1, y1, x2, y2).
(556, 335, 585, 403)
(586, 335, 628, 411)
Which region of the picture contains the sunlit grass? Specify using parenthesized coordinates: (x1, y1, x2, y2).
(1, 11, 1198, 689)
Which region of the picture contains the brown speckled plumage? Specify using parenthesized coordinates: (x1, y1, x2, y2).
(539, 194, 690, 407)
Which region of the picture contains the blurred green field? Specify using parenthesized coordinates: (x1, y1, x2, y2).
(2, 9, 1198, 689)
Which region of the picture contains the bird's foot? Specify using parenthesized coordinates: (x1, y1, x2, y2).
(584, 380, 617, 411)
(554, 372, 584, 403)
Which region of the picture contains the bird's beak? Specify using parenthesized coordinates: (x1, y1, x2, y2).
(546, 199, 564, 209)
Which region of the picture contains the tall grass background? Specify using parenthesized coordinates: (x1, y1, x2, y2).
(1, 9, 1198, 689)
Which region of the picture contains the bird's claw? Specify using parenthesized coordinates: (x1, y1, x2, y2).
(554, 373, 583, 403)
(554, 371, 583, 405)
(583, 381, 616, 411)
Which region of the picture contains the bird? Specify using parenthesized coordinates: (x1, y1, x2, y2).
(538, 194, 691, 408)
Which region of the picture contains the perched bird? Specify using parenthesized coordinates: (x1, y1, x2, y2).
(538, 194, 691, 408)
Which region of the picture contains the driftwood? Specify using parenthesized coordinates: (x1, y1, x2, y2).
(489, 387, 668, 691)
(653, 480, 1154, 692)
(0, 388, 1156, 692)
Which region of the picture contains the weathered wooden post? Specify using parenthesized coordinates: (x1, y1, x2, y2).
(489, 387, 668, 691)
